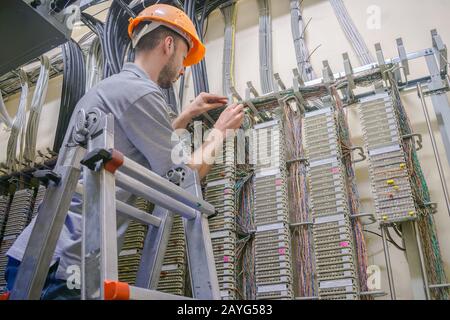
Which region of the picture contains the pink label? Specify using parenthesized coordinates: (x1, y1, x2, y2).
(275, 179, 282, 186)
(223, 256, 229, 262)
(224, 189, 231, 194)
(339, 241, 349, 247)
(331, 167, 340, 174)
(278, 248, 286, 255)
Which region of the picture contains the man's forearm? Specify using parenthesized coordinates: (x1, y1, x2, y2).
(187, 128, 225, 179)
(172, 109, 193, 130)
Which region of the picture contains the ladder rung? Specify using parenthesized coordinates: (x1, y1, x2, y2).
(119, 157, 215, 216)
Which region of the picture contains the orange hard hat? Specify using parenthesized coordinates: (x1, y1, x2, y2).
(128, 4, 206, 67)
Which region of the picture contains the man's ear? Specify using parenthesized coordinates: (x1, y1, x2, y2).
(163, 36, 175, 55)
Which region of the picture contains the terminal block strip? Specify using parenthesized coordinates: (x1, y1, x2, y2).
(358, 91, 417, 224)
(304, 106, 360, 300)
(157, 215, 187, 296)
(205, 139, 237, 300)
(252, 119, 294, 300)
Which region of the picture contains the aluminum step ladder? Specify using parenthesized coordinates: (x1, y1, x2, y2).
(9, 108, 220, 300)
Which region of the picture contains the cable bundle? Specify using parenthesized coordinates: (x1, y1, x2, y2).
(257, 0, 275, 94)
(0, 89, 13, 128)
(220, 2, 237, 97)
(52, 40, 86, 153)
(331, 87, 372, 299)
(6, 70, 29, 173)
(24, 56, 50, 165)
(85, 36, 104, 91)
(289, 0, 316, 82)
(184, 0, 210, 96)
(387, 73, 449, 300)
(235, 171, 256, 299)
(283, 98, 316, 297)
(329, 0, 375, 66)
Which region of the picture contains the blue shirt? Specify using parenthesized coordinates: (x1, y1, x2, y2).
(7, 63, 179, 280)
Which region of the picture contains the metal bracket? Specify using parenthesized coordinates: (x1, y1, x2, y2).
(246, 81, 259, 97)
(402, 133, 423, 151)
(231, 85, 261, 120)
(431, 29, 448, 76)
(396, 38, 410, 80)
(229, 86, 243, 101)
(322, 60, 334, 84)
(343, 52, 355, 100)
(292, 68, 305, 86)
(375, 43, 388, 81)
(351, 146, 367, 163)
(274, 73, 286, 91)
(292, 74, 306, 110)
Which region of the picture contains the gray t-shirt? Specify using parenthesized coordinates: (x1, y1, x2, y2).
(7, 62, 178, 280)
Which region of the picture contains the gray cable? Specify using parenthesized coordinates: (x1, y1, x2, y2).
(257, 0, 275, 94)
(220, 2, 237, 97)
(0, 89, 12, 128)
(24, 56, 50, 165)
(329, 0, 375, 66)
(85, 36, 105, 91)
(6, 70, 29, 172)
(289, 0, 316, 81)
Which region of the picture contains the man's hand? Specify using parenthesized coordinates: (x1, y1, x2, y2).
(214, 103, 244, 138)
(188, 103, 244, 179)
(172, 92, 228, 130)
(186, 92, 228, 118)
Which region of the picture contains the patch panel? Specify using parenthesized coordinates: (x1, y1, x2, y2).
(304, 104, 360, 300)
(358, 91, 420, 223)
(204, 141, 237, 300)
(253, 119, 293, 300)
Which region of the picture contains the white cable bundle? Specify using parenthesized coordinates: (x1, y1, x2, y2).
(86, 36, 104, 91)
(257, 0, 275, 94)
(289, 0, 316, 81)
(24, 56, 50, 165)
(6, 69, 29, 173)
(221, 3, 237, 97)
(0, 89, 13, 128)
(329, 0, 375, 66)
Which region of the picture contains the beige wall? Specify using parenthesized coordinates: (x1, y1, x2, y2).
(2, 0, 450, 299)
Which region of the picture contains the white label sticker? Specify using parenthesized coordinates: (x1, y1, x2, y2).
(319, 278, 354, 289)
(315, 214, 345, 224)
(255, 168, 280, 178)
(119, 249, 138, 256)
(161, 264, 180, 271)
(369, 144, 401, 156)
(211, 230, 231, 239)
(257, 222, 285, 232)
(309, 157, 339, 168)
(257, 284, 288, 293)
(207, 179, 231, 187)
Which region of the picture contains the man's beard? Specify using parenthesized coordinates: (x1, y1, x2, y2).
(158, 53, 178, 89)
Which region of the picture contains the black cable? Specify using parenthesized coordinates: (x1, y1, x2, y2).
(385, 227, 406, 251)
(393, 223, 403, 238)
(363, 229, 406, 251)
(52, 41, 86, 152)
(115, 0, 137, 18)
